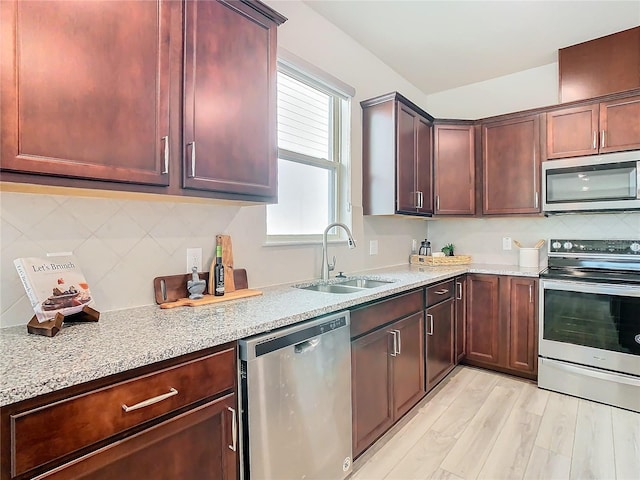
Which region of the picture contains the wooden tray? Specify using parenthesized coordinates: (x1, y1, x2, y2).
(410, 254, 472, 266)
(153, 268, 261, 308)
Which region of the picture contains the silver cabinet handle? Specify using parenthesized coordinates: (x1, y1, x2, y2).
(394, 329, 401, 354)
(592, 131, 598, 150)
(426, 314, 434, 336)
(413, 191, 420, 208)
(162, 136, 169, 174)
(456, 281, 462, 300)
(389, 330, 398, 356)
(529, 284, 533, 303)
(121, 388, 178, 412)
(434, 289, 449, 295)
(534, 191, 539, 209)
(187, 141, 196, 177)
(419, 191, 424, 208)
(601, 130, 606, 148)
(228, 406, 237, 451)
(436, 195, 440, 211)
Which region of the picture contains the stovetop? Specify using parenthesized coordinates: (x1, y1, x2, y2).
(542, 239, 640, 284)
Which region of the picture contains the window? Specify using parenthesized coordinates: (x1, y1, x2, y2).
(267, 56, 352, 242)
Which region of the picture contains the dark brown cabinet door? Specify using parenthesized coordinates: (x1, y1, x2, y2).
(466, 274, 500, 365)
(1, 0, 173, 186)
(434, 124, 475, 215)
(559, 26, 640, 102)
(546, 104, 600, 159)
(416, 117, 433, 215)
(183, 0, 278, 198)
(482, 115, 541, 215)
(396, 103, 418, 214)
(391, 312, 425, 419)
(426, 298, 455, 390)
(454, 276, 467, 364)
(40, 394, 238, 480)
(351, 327, 393, 458)
(395, 102, 433, 215)
(600, 95, 640, 154)
(508, 277, 538, 375)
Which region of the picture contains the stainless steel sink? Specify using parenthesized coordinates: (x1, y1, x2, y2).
(299, 284, 363, 294)
(338, 278, 394, 288)
(296, 277, 395, 294)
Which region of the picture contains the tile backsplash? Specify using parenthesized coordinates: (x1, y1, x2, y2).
(3, 189, 639, 328)
(428, 213, 640, 265)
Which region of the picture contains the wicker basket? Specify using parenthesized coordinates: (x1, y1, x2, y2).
(410, 254, 472, 266)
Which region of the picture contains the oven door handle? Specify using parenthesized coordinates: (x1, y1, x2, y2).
(542, 279, 640, 298)
(544, 359, 640, 387)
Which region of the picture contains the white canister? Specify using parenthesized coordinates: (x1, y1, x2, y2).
(519, 248, 539, 268)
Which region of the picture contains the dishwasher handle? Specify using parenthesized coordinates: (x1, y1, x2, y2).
(295, 338, 321, 354)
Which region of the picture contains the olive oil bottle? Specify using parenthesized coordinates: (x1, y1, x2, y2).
(214, 245, 225, 296)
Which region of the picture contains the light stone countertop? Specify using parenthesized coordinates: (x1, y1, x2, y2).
(0, 263, 542, 407)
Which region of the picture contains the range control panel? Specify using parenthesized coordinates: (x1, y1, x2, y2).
(549, 239, 640, 256)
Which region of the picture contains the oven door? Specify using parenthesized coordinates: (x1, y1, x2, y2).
(539, 279, 640, 376)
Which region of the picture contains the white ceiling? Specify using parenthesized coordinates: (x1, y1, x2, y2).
(303, 1, 640, 95)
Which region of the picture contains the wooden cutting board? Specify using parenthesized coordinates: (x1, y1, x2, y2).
(154, 269, 250, 304)
(159, 289, 262, 309)
(208, 234, 235, 294)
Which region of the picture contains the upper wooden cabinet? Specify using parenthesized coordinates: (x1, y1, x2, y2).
(0, 0, 176, 186)
(362, 93, 434, 217)
(482, 114, 541, 215)
(546, 94, 640, 159)
(433, 123, 475, 215)
(183, 0, 280, 198)
(0, 0, 285, 202)
(559, 26, 640, 103)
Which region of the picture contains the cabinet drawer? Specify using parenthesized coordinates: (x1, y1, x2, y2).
(10, 347, 235, 478)
(350, 289, 423, 338)
(426, 280, 454, 306)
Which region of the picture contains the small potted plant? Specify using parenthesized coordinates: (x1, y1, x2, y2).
(441, 243, 455, 256)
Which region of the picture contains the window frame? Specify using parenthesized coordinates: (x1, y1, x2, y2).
(266, 56, 353, 245)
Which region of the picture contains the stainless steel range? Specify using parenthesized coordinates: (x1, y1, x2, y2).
(538, 239, 640, 413)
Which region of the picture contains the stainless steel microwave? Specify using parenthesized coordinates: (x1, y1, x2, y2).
(542, 151, 640, 213)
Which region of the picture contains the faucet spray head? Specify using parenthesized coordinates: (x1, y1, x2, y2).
(348, 237, 356, 249)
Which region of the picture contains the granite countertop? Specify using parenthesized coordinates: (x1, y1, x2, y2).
(0, 263, 542, 407)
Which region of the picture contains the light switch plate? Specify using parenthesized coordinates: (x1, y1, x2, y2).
(502, 237, 512, 250)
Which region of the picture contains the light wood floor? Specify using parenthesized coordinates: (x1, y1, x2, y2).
(351, 366, 640, 480)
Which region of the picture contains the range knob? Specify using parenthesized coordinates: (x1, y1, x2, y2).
(630, 242, 640, 253)
(563, 242, 573, 250)
(552, 241, 562, 250)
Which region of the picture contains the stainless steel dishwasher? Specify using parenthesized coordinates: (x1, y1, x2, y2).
(239, 311, 352, 480)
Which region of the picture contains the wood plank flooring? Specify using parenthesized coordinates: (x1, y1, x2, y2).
(351, 366, 640, 480)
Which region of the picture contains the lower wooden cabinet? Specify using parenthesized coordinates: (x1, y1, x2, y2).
(0, 343, 238, 480)
(425, 280, 455, 391)
(454, 276, 467, 363)
(465, 274, 538, 378)
(425, 298, 454, 390)
(350, 291, 425, 458)
(38, 394, 237, 480)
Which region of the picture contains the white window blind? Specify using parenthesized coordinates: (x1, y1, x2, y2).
(267, 62, 352, 240)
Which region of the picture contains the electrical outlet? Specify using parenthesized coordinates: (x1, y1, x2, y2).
(502, 237, 512, 251)
(186, 247, 203, 273)
(369, 240, 378, 255)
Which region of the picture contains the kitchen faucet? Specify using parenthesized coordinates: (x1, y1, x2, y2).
(322, 222, 356, 281)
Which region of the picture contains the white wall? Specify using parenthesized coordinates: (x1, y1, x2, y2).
(426, 63, 559, 119)
(0, 0, 430, 328)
